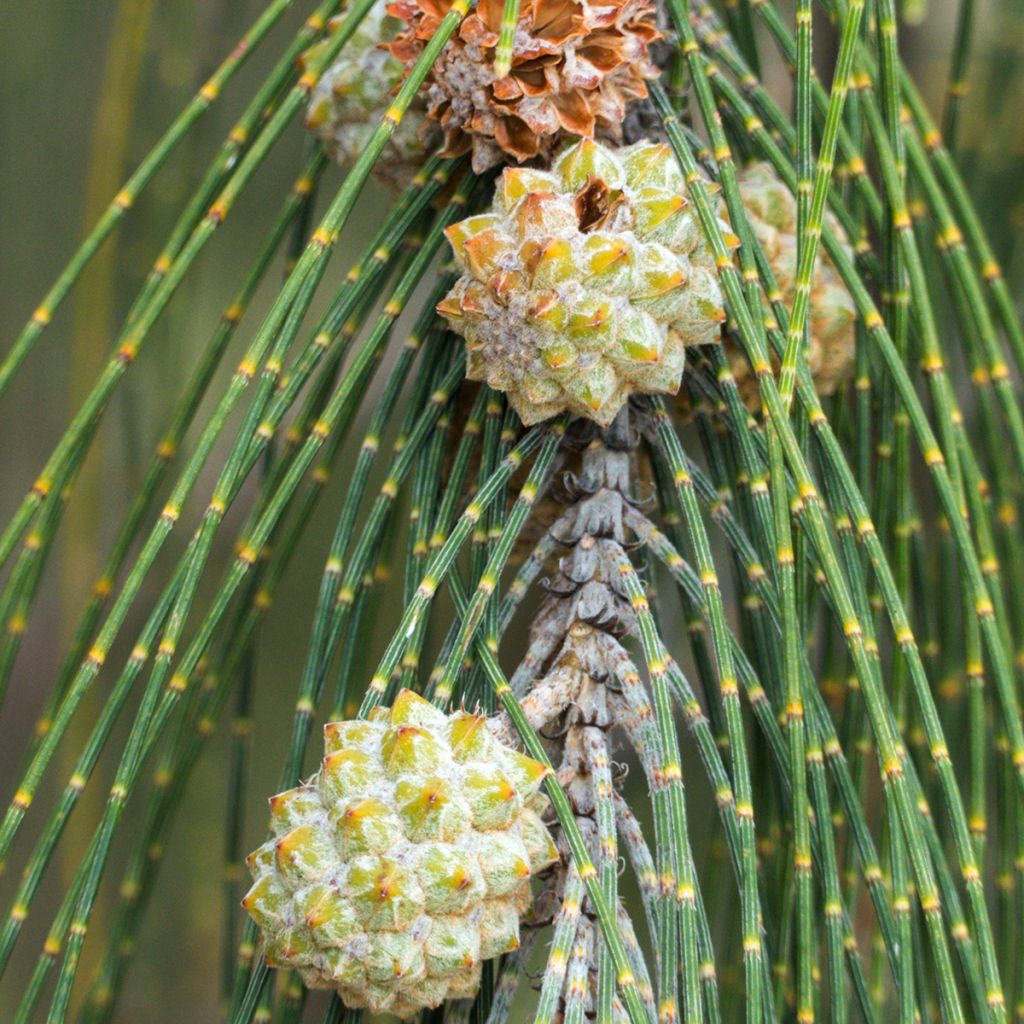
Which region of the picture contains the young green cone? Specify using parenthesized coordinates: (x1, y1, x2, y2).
(719, 161, 857, 408)
(305, 6, 436, 191)
(439, 138, 734, 426)
(243, 690, 557, 1018)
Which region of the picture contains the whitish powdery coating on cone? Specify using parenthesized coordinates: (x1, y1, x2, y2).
(243, 689, 558, 1018)
(438, 138, 734, 426)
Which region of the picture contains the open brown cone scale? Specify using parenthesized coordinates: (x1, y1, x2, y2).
(386, 0, 659, 171)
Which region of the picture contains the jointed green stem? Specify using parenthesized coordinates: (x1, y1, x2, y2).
(0, 0, 302, 397)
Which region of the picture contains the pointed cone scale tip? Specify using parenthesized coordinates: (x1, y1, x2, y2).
(436, 296, 464, 319)
(534, 237, 571, 268)
(464, 230, 510, 281)
(390, 688, 430, 716)
(527, 291, 565, 327)
(585, 237, 629, 275)
(449, 713, 485, 747)
(568, 301, 611, 333)
(509, 751, 550, 789)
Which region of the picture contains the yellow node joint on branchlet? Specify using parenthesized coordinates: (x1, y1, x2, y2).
(864, 864, 883, 884)
(895, 627, 914, 647)
(237, 545, 258, 566)
(207, 200, 229, 224)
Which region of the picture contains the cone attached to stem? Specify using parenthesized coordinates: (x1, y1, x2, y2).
(243, 689, 557, 1018)
(386, 0, 660, 171)
(439, 138, 732, 426)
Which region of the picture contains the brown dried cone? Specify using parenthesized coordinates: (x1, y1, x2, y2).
(385, 0, 660, 172)
(680, 161, 857, 414)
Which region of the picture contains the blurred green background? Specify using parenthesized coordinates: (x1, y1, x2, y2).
(0, 1, 1021, 1020)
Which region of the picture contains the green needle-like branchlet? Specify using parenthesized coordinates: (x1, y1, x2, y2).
(3, 4, 1022, 1022)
